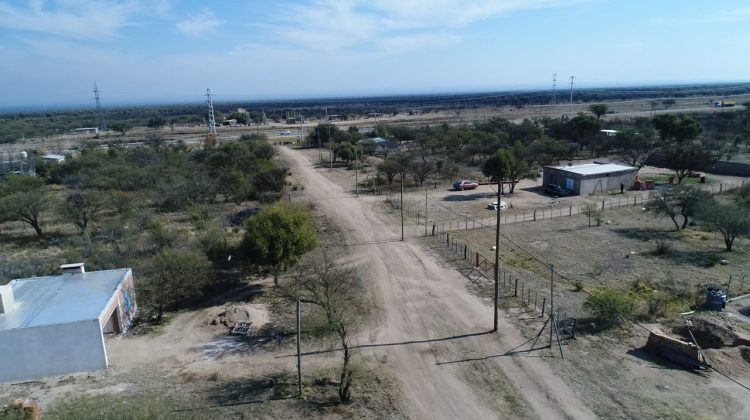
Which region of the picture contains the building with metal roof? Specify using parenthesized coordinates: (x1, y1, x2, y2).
(0, 265, 137, 383)
(542, 163, 637, 195)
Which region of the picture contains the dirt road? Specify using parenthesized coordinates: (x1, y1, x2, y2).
(281, 146, 595, 419)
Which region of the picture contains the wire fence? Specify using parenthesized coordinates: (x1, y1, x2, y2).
(387, 179, 749, 235)
(433, 230, 750, 324)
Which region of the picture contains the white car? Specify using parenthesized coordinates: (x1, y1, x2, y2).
(487, 201, 508, 211)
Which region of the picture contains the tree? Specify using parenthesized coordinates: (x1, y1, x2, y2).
(0, 176, 50, 239)
(662, 145, 714, 183)
(409, 154, 433, 187)
(377, 158, 400, 188)
(110, 122, 131, 136)
(283, 253, 365, 402)
(589, 104, 608, 120)
(661, 99, 676, 109)
(242, 204, 317, 284)
(652, 115, 711, 182)
(334, 142, 362, 165)
(652, 115, 702, 143)
(696, 200, 750, 252)
(568, 113, 601, 153)
(482, 149, 513, 193)
(146, 117, 166, 131)
(613, 128, 656, 170)
(64, 190, 105, 236)
(141, 249, 213, 320)
(645, 185, 710, 230)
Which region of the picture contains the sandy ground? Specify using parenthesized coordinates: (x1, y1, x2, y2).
(4, 92, 748, 155)
(284, 145, 750, 418)
(279, 146, 596, 419)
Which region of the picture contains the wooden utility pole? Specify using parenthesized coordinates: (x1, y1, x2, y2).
(296, 299, 302, 397)
(355, 148, 359, 197)
(493, 184, 501, 332)
(400, 173, 405, 241)
(424, 189, 428, 237)
(549, 265, 554, 347)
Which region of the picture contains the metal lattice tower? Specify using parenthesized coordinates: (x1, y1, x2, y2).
(568, 76, 576, 112)
(206, 88, 217, 134)
(94, 82, 107, 131)
(552, 73, 557, 104)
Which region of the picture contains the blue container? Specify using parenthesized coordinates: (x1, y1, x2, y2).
(706, 288, 726, 310)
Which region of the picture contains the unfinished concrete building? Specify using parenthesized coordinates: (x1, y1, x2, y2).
(0, 264, 137, 383)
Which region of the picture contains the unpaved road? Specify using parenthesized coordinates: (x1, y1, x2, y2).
(281, 146, 595, 419)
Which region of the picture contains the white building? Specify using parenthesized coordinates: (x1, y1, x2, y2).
(543, 163, 637, 195)
(74, 127, 99, 135)
(41, 154, 66, 163)
(0, 264, 137, 383)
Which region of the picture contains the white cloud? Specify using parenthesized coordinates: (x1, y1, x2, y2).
(175, 9, 223, 37)
(272, 0, 582, 52)
(0, 0, 139, 38)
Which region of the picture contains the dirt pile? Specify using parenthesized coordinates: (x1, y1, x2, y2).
(672, 318, 750, 349)
(204, 304, 269, 331)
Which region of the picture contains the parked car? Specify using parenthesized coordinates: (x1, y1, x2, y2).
(543, 184, 571, 197)
(453, 180, 479, 190)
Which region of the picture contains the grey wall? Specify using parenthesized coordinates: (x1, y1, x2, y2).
(0, 320, 107, 383)
(579, 171, 637, 195)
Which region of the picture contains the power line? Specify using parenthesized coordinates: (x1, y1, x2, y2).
(93, 82, 107, 131)
(422, 190, 750, 392)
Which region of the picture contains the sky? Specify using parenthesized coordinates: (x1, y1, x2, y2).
(0, 0, 749, 109)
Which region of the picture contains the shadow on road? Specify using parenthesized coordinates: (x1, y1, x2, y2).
(442, 192, 495, 202)
(276, 330, 494, 358)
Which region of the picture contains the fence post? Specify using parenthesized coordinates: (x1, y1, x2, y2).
(521, 284, 524, 303)
(533, 210, 537, 222)
(601, 200, 605, 211)
(432, 224, 436, 236)
(464, 245, 467, 259)
(514, 279, 518, 297)
(728, 275, 733, 298)
(446, 233, 449, 246)
(541, 297, 546, 317)
(634, 196, 637, 206)
(534, 292, 538, 310)
(720, 183, 723, 193)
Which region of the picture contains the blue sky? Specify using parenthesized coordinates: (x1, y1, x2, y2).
(0, 0, 749, 108)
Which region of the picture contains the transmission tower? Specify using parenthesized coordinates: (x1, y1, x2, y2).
(205, 88, 218, 148)
(94, 82, 107, 131)
(568, 76, 576, 112)
(552, 73, 557, 105)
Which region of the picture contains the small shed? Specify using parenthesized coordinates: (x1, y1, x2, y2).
(0, 265, 137, 383)
(543, 163, 637, 195)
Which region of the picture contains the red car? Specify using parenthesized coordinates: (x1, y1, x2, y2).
(453, 180, 479, 191)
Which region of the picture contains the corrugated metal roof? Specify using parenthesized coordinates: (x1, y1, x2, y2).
(550, 163, 636, 176)
(0, 268, 130, 331)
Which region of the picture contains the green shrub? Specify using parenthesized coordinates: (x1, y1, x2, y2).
(583, 289, 633, 328)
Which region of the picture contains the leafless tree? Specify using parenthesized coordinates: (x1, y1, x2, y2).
(281, 252, 366, 402)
